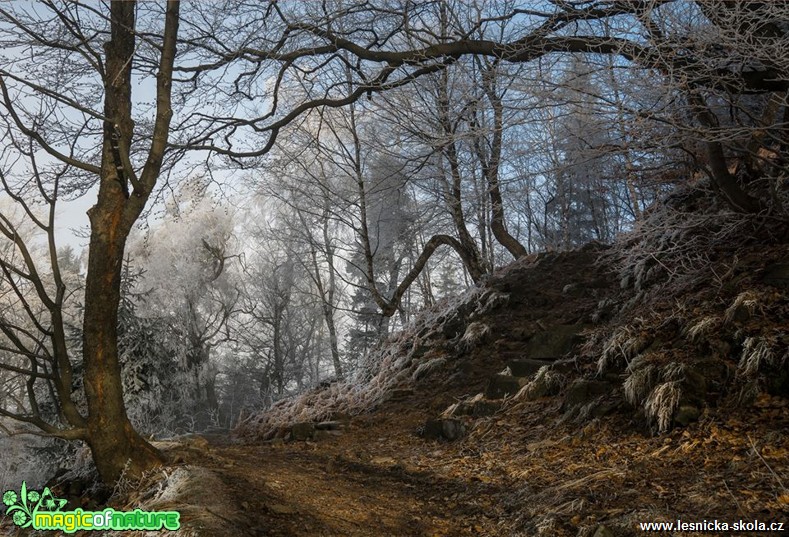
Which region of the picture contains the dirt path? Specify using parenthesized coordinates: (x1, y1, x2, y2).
(154, 392, 789, 537)
(199, 441, 466, 537)
(162, 422, 498, 536)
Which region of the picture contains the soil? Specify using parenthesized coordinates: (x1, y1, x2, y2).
(130, 391, 787, 537)
(124, 240, 787, 537)
(9, 239, 787, 537)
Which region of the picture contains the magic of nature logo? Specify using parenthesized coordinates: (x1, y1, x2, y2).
(3, 482, 180, 533)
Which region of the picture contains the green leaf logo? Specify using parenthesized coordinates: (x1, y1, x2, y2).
(2, 482, 66, 528)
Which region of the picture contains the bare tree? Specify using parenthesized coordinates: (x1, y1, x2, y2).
(1, 0, 787, 485)
(0, 1, 178, 483)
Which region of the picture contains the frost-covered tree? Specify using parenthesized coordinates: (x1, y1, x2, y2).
(129, 188, 240, 431)
(116, 265, 185, 435)
(1, 0, 787, 485)
(346, 153, 419, 355)
(237, 225, 326, 397)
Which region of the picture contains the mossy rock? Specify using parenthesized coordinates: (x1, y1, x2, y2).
(563, 379, 614, 410)
(485, 375, 527, 399)
(525, 324, 589, 359)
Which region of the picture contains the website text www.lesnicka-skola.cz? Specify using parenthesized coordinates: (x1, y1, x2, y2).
(639, 519, 785, 533)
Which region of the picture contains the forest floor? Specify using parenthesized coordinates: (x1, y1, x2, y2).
(9, 214, 787, 537)
(145, 392, 788, 537)
(116, 237, 789, 537)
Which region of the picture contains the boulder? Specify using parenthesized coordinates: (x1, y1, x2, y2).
(673, 405, 701, 427)
(563, 379, 613, 410)
(423, 418, 466, 441)
(524, 324, 588, 359)
(447, 398, 501, 418)
(470, 399, 501, 417)
(290, 422, 315, 441)
(485, 375, 527, 399)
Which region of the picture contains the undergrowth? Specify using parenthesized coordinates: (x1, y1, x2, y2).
(236, 287, 509, 439)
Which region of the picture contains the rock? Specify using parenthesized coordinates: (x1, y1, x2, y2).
(410, 343, 431, 359)
(485, 374, 527, 399)
(290, 422, 315, 441)
(315, 420, 344, 431)
(470, 399, 500, 417)
(763, 262, 789, 288)
(508, 359, 553, 377)
(441, 312, 464, 338)
(524, 324, 588, 359)
(590, 400, 620, 418)
(593, 525, 615, 537)
(767, 366, 789, 396)
(550, 358, 577, 375)
(592, 298, 617, 323)
(268, 503, 298, 515)
(563, 379, 613, 410)
(447, 398, 501, 418)
(509, 327, 533, 341)
(423, 418, 466, 441)
(728, 303, 752, 323)
(674, 405, 700, 426)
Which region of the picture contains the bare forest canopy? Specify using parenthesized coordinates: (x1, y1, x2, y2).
(0, 0, 787, 487)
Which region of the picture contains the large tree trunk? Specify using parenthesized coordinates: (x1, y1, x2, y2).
(83, 199, 165, 483)
(81, 0, 178, 484)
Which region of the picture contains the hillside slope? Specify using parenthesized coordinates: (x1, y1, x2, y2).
(32, 189, 788, 537)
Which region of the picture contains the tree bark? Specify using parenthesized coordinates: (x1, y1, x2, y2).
(476, 63, 528, 259)
(81, 0, 179, 485)
(687, 92, 764, 213)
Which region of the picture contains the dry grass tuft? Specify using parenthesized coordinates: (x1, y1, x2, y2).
(411, 356, 447, 380)
(623, 363, 659, 406)
(739, 336, 776, 377)
(460, 321, 491, 351)
(724, 291, 762, 324)
(515, 366, 566, 401)
(598, 325, 650, 374)
(685, 316, 721, 343)
(645, 380, 682, 433)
